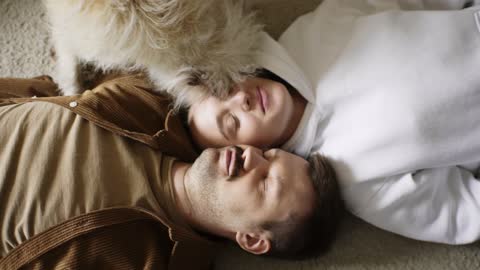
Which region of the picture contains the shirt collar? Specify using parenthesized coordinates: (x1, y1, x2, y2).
(282, 102, 322, 158)
(254, 32, 316, 103)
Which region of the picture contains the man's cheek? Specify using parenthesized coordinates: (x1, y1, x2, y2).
(224, 190, 246, 215)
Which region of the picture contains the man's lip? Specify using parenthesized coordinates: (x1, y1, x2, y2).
(257, 87, 268, 114)
(225, 148, 237, 176)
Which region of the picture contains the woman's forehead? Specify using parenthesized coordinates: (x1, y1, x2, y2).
(189, 97, 224, 130)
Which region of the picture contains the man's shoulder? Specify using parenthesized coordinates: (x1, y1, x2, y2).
(0, 75, 198, 161)
(83, 74, 198, 161)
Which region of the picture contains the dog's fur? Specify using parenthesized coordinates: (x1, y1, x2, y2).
(45, 0, 263, 108)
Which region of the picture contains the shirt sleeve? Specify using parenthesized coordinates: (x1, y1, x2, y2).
(347, 166, 480, 244)
(0, 76, 59, 99)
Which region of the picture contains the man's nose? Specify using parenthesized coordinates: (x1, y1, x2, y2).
(229, 90, 251, 112)
(242, 146, 268, 171)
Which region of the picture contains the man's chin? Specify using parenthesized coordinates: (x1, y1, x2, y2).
(190, 148, 222, 184)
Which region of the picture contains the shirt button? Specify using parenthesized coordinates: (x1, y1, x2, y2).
(69, 101, 78, 108)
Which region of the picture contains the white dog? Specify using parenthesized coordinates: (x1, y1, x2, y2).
(44, 0, 263, 107)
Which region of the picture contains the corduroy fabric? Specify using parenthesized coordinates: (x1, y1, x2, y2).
(0, 77, 215, 270)
(0, 207, 214, 270)
(0, 75, 198, 162)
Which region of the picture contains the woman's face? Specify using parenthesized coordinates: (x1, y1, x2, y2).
(188, 77, 295, 149)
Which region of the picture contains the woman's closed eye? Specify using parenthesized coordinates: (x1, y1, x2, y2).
(226, 113, 239, 138)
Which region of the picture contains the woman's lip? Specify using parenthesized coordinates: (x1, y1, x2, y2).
(257, 87, 268, 114)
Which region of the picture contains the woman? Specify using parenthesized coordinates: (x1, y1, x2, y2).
(188, 0, 480, 245)
(188, 69, 307, 149)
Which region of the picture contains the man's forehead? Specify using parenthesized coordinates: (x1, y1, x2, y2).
(278, 149, 308, 170)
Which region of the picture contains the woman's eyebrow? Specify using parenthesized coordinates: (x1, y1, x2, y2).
(216, 113, 230, 141)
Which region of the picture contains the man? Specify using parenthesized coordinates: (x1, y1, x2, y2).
(0, 75, 343, 269)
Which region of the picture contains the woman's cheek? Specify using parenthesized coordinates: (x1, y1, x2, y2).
(238, 121, 262, 145)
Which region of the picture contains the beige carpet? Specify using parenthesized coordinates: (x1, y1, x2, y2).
(1, 0, 479, 269)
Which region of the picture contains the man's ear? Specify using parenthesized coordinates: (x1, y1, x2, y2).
(235, 231, 271, 255)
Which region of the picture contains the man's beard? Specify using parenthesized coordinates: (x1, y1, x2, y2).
(187, 146, 244, 225)
(190, 148, 222, 184)
(188, 148, 224, 222)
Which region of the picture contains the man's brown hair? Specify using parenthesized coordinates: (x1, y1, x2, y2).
(264, 153, 344, 259)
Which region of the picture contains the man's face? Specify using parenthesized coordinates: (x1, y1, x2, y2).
(185, 145, 315, 233)
(188, 77, 296, 149)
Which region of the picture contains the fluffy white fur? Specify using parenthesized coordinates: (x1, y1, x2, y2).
(44, 0, 263, 108)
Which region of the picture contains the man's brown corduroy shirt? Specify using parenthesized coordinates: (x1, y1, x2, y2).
(0, 75, 217, 270)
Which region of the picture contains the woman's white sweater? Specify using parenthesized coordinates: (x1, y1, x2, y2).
(254, 0, 480, 244)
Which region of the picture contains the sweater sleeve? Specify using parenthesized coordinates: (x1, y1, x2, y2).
(372, 0, 478, 10)
(347, 166, 480, 244)
(330, 0, 478, 13)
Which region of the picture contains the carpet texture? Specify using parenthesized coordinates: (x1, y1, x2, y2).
(1, 0, 479, 269)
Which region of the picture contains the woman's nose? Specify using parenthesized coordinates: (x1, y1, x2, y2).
(242, 146, 268, 171)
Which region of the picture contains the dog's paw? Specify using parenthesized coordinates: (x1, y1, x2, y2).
(54, 67, 82, 96)
(56, 80, 82, 96)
